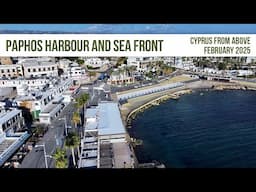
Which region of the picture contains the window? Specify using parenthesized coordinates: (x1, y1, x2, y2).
(1, 69, 4, 73)
(28, 68, 31, 72)
(33, 68, 36, 72)
(38, 68, 41, 72)
(7, 69, 10, 73)
(52, 66, 55, 70)
(12, 69, 15, 72)
(2, 124, 6, 131)
(43, 68, 46, 71)
(48, 67, 50, 71)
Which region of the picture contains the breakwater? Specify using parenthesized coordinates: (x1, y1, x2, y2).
(126, 89, 192, 127)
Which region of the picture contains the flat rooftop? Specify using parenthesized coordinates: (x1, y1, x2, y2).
(100, 143, 113, 168)
(22, 61, 56, 67)
(85, 108, 98, 118)
(84, 102, 126, 136)
(80, 159, 97, 168)
(85, 120, 97, 130)
(98, 102, 126, 136)
(0, 109, 21, 124)
(112, 142, 133, 168)
(40, 103, 61, 114)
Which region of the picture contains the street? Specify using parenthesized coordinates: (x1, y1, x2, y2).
(20, 100, 78, 168)
(20, 84, 109, 168)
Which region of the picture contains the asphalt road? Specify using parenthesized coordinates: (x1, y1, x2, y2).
(19, 85, 108, 168)
(19, 101, 78, 168)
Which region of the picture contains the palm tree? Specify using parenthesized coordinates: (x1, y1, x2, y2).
(75, 97, 83, 110)
(127, 65, 137, 77)
(75, 93, 89, 126)
(53, 148, 67, 168)
(80, 93, 89, 123)
(80, 93, 89, 108)
(65, 132, 80, 167)
(72, 111, 81, 128)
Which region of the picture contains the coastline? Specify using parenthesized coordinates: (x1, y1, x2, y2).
(118, 79, 256, 167)
(121, 79, 256, 124)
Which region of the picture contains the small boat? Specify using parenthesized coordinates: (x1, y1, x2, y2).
(200, 92, 204, 96)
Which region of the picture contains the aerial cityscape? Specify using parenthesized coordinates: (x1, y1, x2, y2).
(0, 56, 256, 168)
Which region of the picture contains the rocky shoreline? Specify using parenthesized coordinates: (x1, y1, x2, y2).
(212, 84, 256, 91)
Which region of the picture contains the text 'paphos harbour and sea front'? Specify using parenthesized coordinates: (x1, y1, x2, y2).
(5, 39, 164, 52)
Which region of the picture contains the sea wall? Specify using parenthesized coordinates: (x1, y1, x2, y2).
(121, 79, 256, 125)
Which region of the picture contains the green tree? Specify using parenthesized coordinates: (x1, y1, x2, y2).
(53, 148, 68, 168)
(218, 63, 227, 70)
(127, 65, 137, 77)
(76, 59, 84, 65)
(34, 125, 47, 138)
(88, 71, 96, 80)
(72, 111, 81, 128)
(116, 57, 127, 67)
(65, 132, 80, 167)
(162, 66, 173, 76)
(75, 93, 89, 127)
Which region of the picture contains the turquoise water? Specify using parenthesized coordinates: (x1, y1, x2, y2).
(130, 90, 256, 168)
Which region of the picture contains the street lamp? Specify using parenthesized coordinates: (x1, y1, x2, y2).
(35, 143, 48, 168)
(59, 117, 68, 136)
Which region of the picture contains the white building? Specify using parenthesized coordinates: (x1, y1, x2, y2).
(62, 85, 80, 103)
(127, 57, 164, 73)
(39, 102, 65, 124)
(84, 102, 127, 142)
(79, 102, 134, 168)
(16, 78, 72, 121)
(22, 61, 58, 78)
(85, 57, 110, 68)
(69, 63, 86, 79)
(246, 57, 256, 64)
(231, 70, 254, 77)
(0, 64, 23, 79)
(0, 108, 25, 136)
(0, 108, 29, 167)
(0, 78, 50, 89)
(58, 59, 71, 77)
(107, 70, 135, 85)
(203, 67, 218, 74)
(17, 57, 55, 64)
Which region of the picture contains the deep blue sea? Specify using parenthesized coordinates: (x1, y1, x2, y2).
(130, 90, 256, 168)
